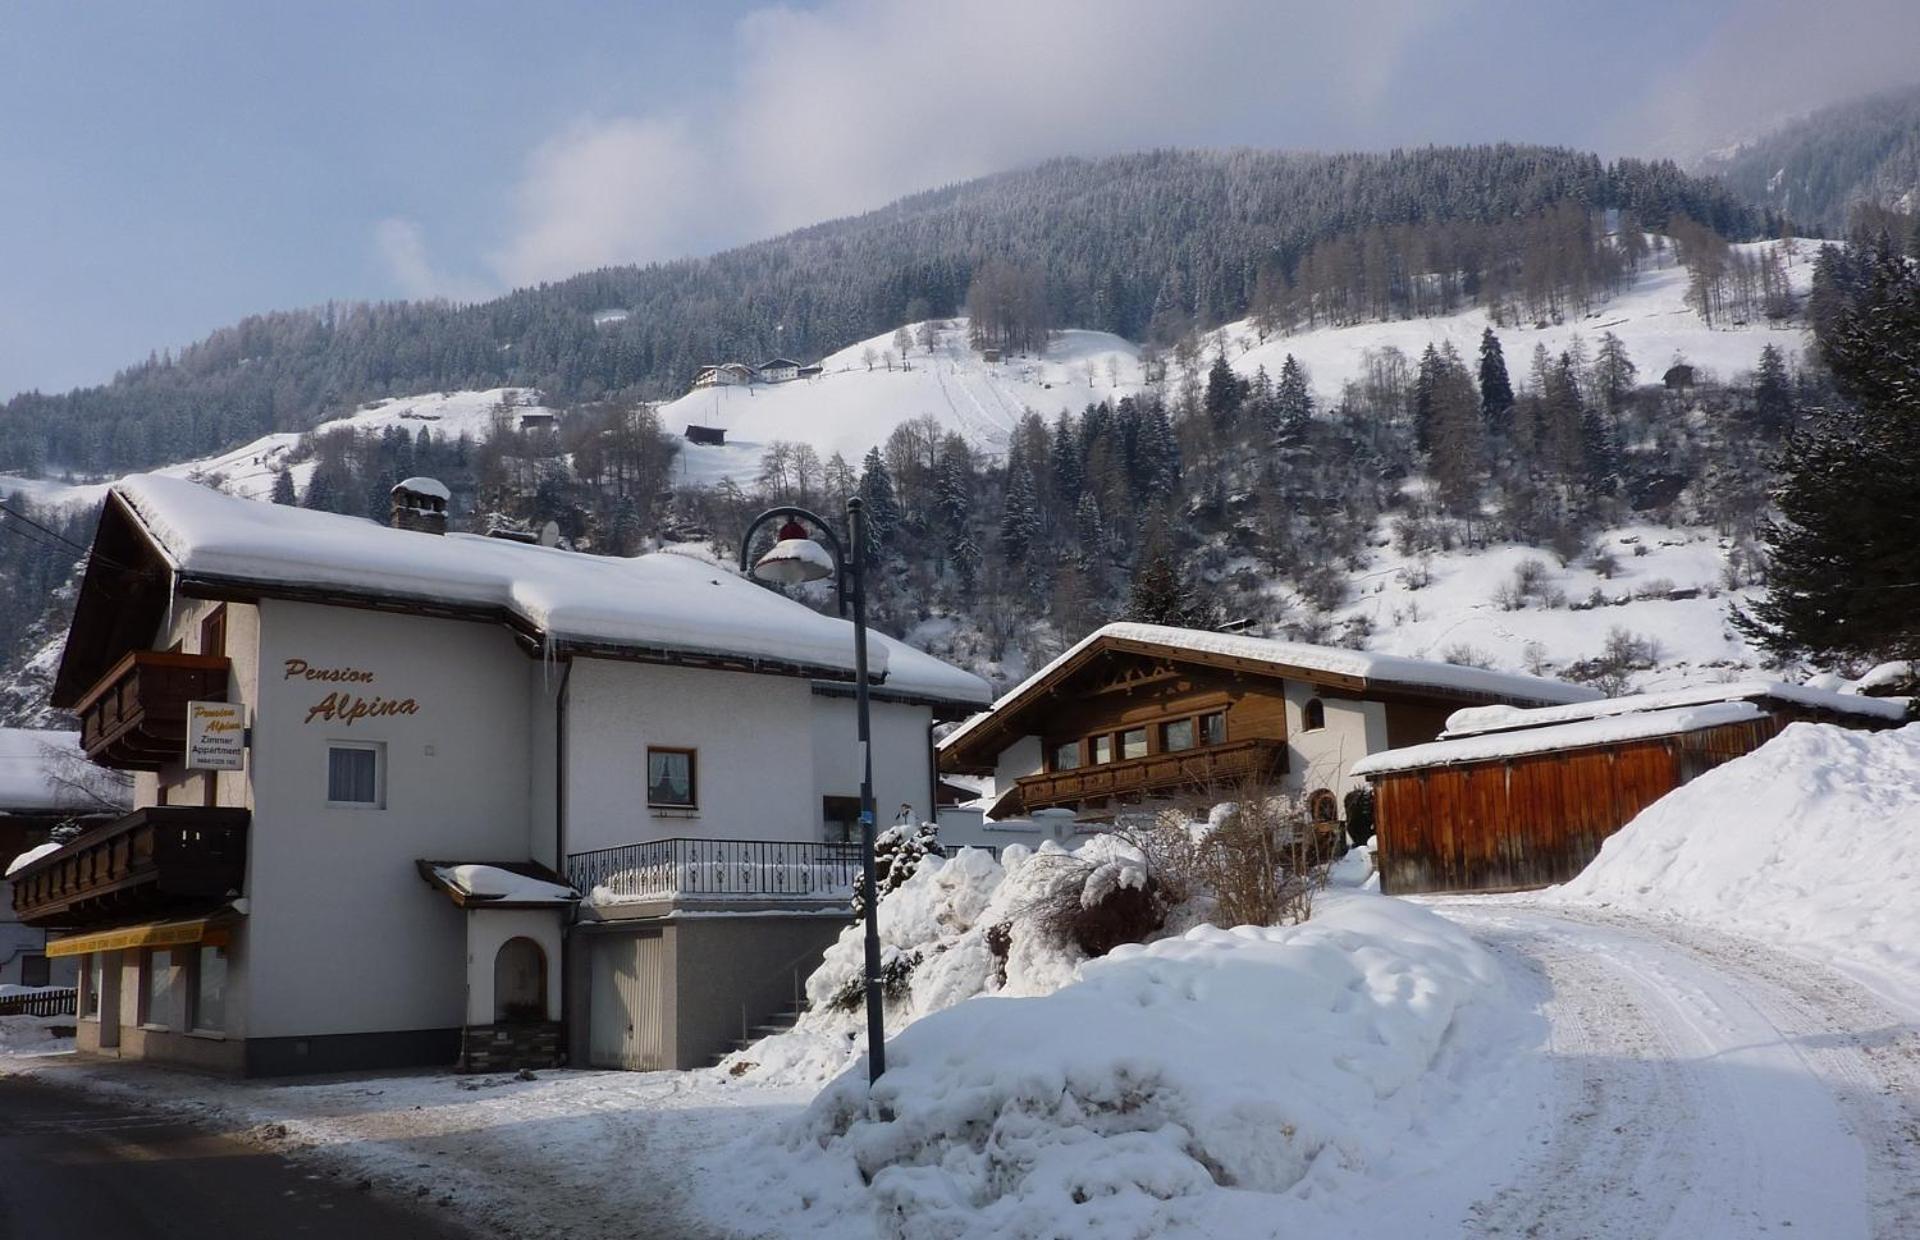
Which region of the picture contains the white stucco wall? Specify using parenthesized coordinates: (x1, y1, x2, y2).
(992, 734, 1044, 797)
(463, 907, 565, 1026)
(565, 660, 818, 850)
(810, 695, 935, 832)
(245, 602, 534, 1039)
(1282, 683, 1388, 800)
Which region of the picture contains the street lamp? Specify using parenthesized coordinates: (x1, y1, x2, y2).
(739, 499, 887, 1084)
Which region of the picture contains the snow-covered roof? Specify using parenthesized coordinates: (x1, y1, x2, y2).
(0, 728, 129, 814)
(1351, 702, 1770, 776)
(111, 475, 990, 707)
(940, 622, 1597, 757)
(394, 476, 450, 502)
(1441, 679, 1905, 739)
(427, 863, 577, 906)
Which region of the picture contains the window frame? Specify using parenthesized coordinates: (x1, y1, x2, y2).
(199, 604, 227, 658)
(1048, 738, 1084, 773)
(1118, 727, 1148, 761)
(1302, 697, 1327, 732)
(140, 947, 175, 1030)
(187, 943, 228, 1035)
(325, 740, 386, 809)
(1162, 717, 1197, 753)
(1199, 710, 1227, 746)
(82, 953, 101, 1018)
(1089, 733, 1113, 765)
(645, 746, 699, 809)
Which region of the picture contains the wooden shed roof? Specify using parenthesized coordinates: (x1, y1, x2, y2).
(1353, 702, 1768, 777)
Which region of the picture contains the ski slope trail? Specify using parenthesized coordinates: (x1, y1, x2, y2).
(1436, 902, 1920, 1239)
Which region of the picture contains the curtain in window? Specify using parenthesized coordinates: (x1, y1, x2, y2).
(328, 747, 378, 802)
(647, 751, 692, 805)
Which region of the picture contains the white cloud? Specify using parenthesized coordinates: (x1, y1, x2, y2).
(484, 0, 1453, 287)
(374, 217, 489, 302)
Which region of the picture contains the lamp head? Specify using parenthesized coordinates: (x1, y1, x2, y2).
(752, 519, 836, 585)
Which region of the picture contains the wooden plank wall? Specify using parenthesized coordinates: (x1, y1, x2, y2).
(1375, 718, 1783, 895)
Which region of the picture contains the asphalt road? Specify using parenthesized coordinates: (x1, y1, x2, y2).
(0, 1075, 474, 1240)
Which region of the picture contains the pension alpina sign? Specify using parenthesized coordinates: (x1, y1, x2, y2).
(186, 700, 248, 770)
(285, 658, 421, 727)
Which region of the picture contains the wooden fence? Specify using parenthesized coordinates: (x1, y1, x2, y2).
(0, 987, 77, 1017)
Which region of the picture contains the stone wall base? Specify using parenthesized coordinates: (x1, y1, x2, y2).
(460, 1020, 563, 1073)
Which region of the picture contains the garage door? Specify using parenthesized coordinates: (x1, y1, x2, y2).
(588, 929, 669, 1069)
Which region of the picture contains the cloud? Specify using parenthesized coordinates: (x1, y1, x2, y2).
(1610, 0, 1920, 157)
(374, 217, 489, 302)
(484, 0, 1453, 287)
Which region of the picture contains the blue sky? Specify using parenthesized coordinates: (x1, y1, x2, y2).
(3, 0, 1914, 398)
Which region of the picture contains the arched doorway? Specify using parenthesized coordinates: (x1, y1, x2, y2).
(493, 937, 547, 1024)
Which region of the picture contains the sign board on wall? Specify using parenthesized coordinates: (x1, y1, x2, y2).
(186, 701, 247, 770)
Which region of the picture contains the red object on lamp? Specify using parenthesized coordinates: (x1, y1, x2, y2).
(777, 518, 809, 542)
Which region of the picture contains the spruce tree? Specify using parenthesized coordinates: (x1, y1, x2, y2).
(1591, 332, 1637, 418)
(1413, 343, 1443, 453)
(998, 465, 1040, 564)
(858, 447, 901, 547)
(270, 466, 297, 505)
(1275, 354, 1314, 441)
(1203, 353, 1244, 427)
(1752, 343, 1794, 435)
(1478, 328, 1514, 437)
(1736, 239, 1920, 664)
(1050, 414, 1083, 508)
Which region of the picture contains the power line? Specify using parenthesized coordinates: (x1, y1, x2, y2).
(0, 499, 94, 558)
(0, 500, 148, 576)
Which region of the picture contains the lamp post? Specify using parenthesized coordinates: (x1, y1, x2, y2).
(739, 499, 887, 1085)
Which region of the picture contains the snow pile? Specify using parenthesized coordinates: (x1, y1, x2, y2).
(0, 1015, 73, 1057)
(723, 837, 1157, 1086)
(726, 895, 1504, 1238)
(1553, 722, 1920, 992)
(5, 840, 61, 877)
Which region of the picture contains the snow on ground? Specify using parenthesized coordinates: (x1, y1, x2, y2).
(661, 320, 1144, 485)
(1549, 721, 1920, 998)
(1215, 238, 1815, 399)
(0, 1015, 72, 1056)
(1327, 520, 1763, 687)
(708, 893, 1511, 1240)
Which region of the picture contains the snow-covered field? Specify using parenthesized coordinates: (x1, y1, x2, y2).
(0, 387, 553, 509)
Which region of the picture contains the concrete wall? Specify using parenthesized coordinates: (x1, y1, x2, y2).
(245, 601, 533, 1041)
(1282, 684, 1386, 801)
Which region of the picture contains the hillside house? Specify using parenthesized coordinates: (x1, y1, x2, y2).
(11, 475, 988, 1074)
(936, 624, 1597, 837)
(1352, 681, 1907, 896)
(756, 357, 803, 383)
(692, 363, 756, 389)
(0, 729, 128, 989)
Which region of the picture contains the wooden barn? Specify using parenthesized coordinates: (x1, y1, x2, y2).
(1352, 681, 1907, 895)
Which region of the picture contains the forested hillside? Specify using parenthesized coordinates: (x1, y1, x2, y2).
(1704, 83, 1920, 235)
(0, 146, 1754, 479)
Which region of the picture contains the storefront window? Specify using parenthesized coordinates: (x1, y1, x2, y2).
(191, 945, 227, 1032)
(142, 949, 175, 1028)
(83, 954, 101, 1017)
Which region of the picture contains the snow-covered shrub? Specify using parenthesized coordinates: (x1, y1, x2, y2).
(851, 821, 944, 917)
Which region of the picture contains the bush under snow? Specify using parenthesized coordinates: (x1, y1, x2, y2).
(720, 894, 1504, 1239)
(1552, 721, 1920, 991)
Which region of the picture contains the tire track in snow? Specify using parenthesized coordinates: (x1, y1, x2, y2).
(1440, 903, 1920, 1240)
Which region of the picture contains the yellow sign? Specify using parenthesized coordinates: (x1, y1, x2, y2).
(47, 917, 232, 958)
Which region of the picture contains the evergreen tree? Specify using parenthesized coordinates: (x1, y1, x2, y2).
(1050, 414, 1083, 508)
(301, 469, 339, 513)
(1136, 400, 1179, 499)
(1413, 343, 1443, 453)
(270, 466, 297, 505)
(1275, 354, 1314, 440)
(1591, 331, 1637, 418)
(1752, 343, 1794, 435)
(1428, 346, 1485, 517)
(1478, 328, 1514, 436)
(1073, 492, 1104, 562)
(1203, 353, 1244, 427)
(1122, 540, 1219, 629)
(858, 447, 901, 548)
(1737, 239, 1920, 664)
(998, 464, 1040, 564)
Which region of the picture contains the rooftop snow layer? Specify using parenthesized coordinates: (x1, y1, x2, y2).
(114, 475, 990, 706)
(1351, 701, 1768, 776)
(1441, 679, 1906, 738)
(0, 728, 129, 814)
(431, 864, 577, 904)
(940, 621, 1597, 754)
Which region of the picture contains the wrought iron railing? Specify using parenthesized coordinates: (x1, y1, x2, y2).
(567, 838, 865, 903)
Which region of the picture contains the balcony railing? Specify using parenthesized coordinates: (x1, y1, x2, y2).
(1008, 736, 1289, 815)
(74, 650, 232, 771)
(567, 838, 863, 905)
(8, 806, 250, 928)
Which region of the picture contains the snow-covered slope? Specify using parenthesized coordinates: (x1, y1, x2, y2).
(660, 321, 1144, 484)
(0, 388, 553, 509)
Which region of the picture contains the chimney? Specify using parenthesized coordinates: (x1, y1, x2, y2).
(390, 477, 450, 535)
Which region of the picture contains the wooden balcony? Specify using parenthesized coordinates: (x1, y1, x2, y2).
(8, 806, 249, 929)
(1006, 737, 1289, 815)
(74, 650, 231, 770)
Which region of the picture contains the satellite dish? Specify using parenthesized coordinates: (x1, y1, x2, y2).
(539, 520, 561, 548)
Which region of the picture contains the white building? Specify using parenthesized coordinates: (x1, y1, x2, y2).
(10, 475, 988, 1073)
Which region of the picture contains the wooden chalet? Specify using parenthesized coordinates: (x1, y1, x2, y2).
(1352, 681, 1908, 896)
(937, 624, 1597, 825)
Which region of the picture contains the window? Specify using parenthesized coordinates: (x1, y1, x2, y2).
(199, 605, 227, 658)
(647, 747, 697, 807)
(1120, 728, 1147, 760)
(142, 949, 175, 1028)
(1302, 698, 1327, 732)
(1163, 718, 1196, 752)
(82, 954, 101, 1017)
(1200, 711, 1226, 745)
(1090, 734, 1113, 765)
(327, 742, 384, 807)
(21, 954, 49, 988)
(822, 795, 861, 844)
(1050, 740, 1082, 772)
(189, 945, 227, 1032)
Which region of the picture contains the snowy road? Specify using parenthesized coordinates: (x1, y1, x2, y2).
(1435, 902, 1920, 1239)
